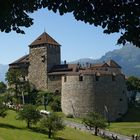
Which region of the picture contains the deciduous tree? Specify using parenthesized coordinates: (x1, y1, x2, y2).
(0, 99, 7, 118)
(40, 113, 65, 138)
(83, 112, 107, 136)
(126, 76, 140, 102)
(18, 104, 41, 128)
(0, 0, 139, 46)
(0, 81, 6, 94)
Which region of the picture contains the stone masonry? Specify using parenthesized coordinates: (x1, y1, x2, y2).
(61, 74, 128, 121)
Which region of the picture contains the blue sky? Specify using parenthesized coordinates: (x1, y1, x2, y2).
(0, 8, 122, 65)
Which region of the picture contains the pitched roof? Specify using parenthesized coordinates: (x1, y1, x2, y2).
(91, 63, 109, 68)
(107, 59, 121, 68)
(9, 55, 29, 65)
(30, 32, 60, 46)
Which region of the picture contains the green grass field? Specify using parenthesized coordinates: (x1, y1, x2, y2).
(57, 105, 140, 137)
(0, 110, 106, 140)
(108, 105, 140, 136)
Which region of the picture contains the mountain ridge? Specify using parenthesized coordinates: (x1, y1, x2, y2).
(70, 44, 140, 77)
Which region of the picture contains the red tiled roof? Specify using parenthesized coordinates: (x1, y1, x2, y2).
(30, 32, 60, 46)
(91, 63, 109, 68)
(107, 59, 121, 68)
(9, 55, 29, 65)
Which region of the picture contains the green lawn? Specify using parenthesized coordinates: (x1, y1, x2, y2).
(0, 110, 106, 140)
(108, 122, 140, 136)
(109, 105, 140, 136)
(39, 104, 140, 137)
(57, 105, 140, 137)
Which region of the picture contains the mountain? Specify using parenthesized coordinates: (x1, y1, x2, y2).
(70, 44, 140, 77)
(0, 64, 8, 82)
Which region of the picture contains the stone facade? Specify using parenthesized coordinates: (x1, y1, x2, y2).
(47, 75, 62, 92)
(61, 74, 128, 121)
(28, 46, 48, 89)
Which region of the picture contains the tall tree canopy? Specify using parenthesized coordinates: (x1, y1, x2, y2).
(0, 0, 139, 47)
(0, 81, 6, 94)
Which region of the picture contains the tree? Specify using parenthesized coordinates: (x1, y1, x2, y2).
(0, 98, 7, 118)
(40, 113, 65, 138)
(5, 69, 29, 104)
(82, 112, 107, 136)
(6, 69, 23, 99)
(17, 104, 41, 128)
(0, 0, 139, 46)
(50, 95, 61, 112)
(0, 81, 6, 94)
(126, 76, 140, 102)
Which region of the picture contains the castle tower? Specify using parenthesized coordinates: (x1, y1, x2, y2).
(28, 32, 61, 90)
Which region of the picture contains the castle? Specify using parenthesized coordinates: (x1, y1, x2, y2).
(9, 32, 128, 121)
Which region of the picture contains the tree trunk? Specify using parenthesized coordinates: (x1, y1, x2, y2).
(95, 126, 98, 136)
(27, 121, 30, 128)
(48, 129, 52, 138)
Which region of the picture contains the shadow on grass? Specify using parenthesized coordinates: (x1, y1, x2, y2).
(54, 137, 69, 140)
(0, 123, 23, 130)
(30, 127, 47, 135)
(30, 127, 69, 140)
(118, 104, 140, 122)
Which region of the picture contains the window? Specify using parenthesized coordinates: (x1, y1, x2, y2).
(64, 76, 67, 82)
(41, 55, 45, 62)
(95, 73, 100, 81)
(95, 75, 99, 81)
(112, 75, 115, 81)
(79, 75, 83, 81)
(112, 73, 116, 81)
(52, 76, 55, 80)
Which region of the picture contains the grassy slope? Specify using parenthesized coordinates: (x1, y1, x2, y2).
(109, 105, 140, 136)
(0, 110, 105, 140)
(57, 105, 140, 136)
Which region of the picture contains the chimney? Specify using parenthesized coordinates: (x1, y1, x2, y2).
(64, 60, 66, 65)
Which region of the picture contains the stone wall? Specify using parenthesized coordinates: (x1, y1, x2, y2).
(28, 46, 47, 89)
(61, 74, 128, 121)
(47, 45, 60, 72)
(48, 75, 62, 92)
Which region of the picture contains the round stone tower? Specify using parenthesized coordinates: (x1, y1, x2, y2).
(61, 73, 128, 121)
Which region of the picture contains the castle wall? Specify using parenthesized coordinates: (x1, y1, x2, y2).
(61, 74, 128, 121)
(48, 75, 62, 92)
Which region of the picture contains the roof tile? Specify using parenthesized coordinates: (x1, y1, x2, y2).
(30, 32, 60, 46)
